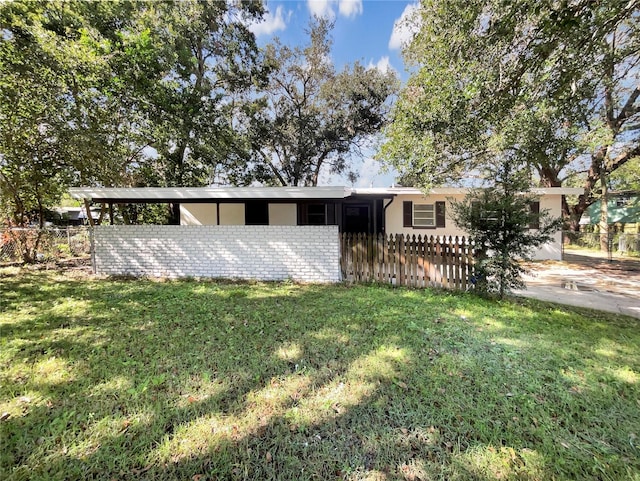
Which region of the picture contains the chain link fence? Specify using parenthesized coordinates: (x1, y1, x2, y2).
(562, 231, 640, 260)
(0, 227, 91, 264)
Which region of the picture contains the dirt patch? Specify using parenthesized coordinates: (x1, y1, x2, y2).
(0, 257, 93, 278)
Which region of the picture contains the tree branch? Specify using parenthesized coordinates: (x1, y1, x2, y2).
(615, 85, 640, 130)
(258, 150, 288, 186)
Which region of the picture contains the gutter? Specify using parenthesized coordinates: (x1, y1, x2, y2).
(382, 196, 396, 234)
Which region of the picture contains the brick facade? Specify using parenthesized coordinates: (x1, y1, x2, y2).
(92, 225, 341, 282)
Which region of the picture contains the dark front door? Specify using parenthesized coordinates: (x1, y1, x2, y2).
(343, 204, 370, 233)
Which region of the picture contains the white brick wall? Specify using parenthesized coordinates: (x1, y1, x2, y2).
(92, 225, 341, 283)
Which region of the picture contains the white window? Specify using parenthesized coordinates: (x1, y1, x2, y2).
(413, 204, 435, 227)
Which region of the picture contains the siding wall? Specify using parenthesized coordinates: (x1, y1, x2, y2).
(92, 225, 341, 282)
(386, 194, 466, 237)
(388, 194, 564, 261)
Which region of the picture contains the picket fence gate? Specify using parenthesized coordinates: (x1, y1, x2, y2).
(340, 233, 477, 290)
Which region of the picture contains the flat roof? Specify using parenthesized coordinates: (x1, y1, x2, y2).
(69, 186, 584, 202)
(352, 187, 584, 196)
(69, 186, 352, 202)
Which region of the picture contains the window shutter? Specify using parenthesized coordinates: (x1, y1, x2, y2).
(403, 201, 413, 227)
(529, 201, 540, 229)
(436, 201, 446, 228)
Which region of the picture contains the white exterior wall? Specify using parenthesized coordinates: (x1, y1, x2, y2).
(219, 203, 244, 225)
(92, 225, 340, 282)
(532, 194, 563, 260)
(386, 194, 467, 237)
(387, 194, 564, 261)
(180, 204, 217, 225)
(269, 203, 297, 225)
(180, 202, 298, 226)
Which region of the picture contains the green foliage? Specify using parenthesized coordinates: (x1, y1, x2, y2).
(380, 0, 639, 223)
(1, 269, 638, 480)
(0, 0, 151, 226)
(246, 17, 398, 186)
(610, 156, 640, 192)
(136, 0, 267, 192)
(451, 161, 562, 298)
(117, 202, 169, 225)
(0, 1, 267, 226)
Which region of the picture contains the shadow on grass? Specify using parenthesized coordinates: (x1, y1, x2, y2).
(1, 270, 639, 480)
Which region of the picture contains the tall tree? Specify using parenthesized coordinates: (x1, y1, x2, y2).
(0, 1, 268, 226)
(380, 0, 639, 229)
(0, 0, 152, 227)
(246, 18, 398, 186)
(135, 0, 266, 222)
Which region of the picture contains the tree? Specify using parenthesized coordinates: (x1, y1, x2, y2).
(0, 0, 268, 228)
(0, 0, 152, 231)
(134, 0, 267, 223)
(451, 161, 562, 298)
(380, 0, 639, 230)
(246, 18, 398, 186)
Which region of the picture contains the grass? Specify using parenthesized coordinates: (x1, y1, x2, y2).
(1, 267, 639, 481)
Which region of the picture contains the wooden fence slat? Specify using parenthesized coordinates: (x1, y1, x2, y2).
(454, 236, 461, 290)
(370, 233, 375, 282)
(339, 232, 474, 290)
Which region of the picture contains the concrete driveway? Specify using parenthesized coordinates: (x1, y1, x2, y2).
(513, 252, 640, 319)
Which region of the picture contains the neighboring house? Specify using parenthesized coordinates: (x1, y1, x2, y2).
(580, 192, 640, 228)
(50, 206, 102, 226)
(69, 186, 581, 281)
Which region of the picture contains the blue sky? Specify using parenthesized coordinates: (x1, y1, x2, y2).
(247, 0, 420, 187)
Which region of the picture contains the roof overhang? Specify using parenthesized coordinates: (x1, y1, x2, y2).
(69, 186, 353, 203)
(69, 186, 585, 203)
(352, 187, 585, 196)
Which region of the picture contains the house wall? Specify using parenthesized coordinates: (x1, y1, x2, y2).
(180, 203, 298, 226)
(387, 193, 565, 261)
(534, 194, 563, 261)
(219, 203, 245, 225)
(180, 204, 217, 225)
(92, 225, 341, 282)
(386, 194, 467, 237)
(269, 203, 297, 225)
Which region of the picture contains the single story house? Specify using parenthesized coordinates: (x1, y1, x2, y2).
(69, 186, 582, 282)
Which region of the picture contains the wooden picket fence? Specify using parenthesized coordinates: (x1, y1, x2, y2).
(340, 233, 477, 290)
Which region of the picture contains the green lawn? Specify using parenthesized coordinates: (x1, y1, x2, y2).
(1, 268, 639, 481)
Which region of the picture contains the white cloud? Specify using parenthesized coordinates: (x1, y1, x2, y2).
(367, 56, 395, 74)
(248, 5, 289, 36)
(338, 0, 363, 19)
(389, 2, 420, 50)
(307, 0, 334, 19)
(307, 0, 363, 19)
